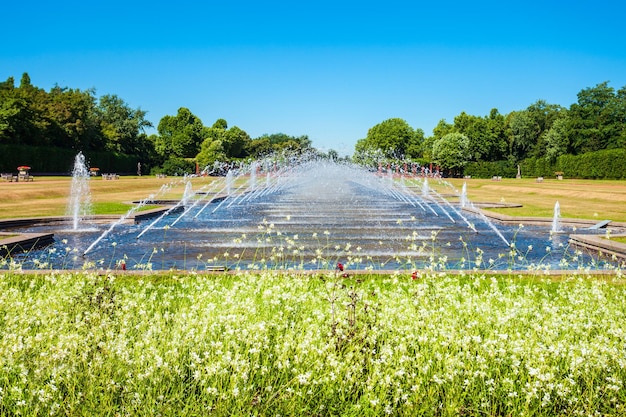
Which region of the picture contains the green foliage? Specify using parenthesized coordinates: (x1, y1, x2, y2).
(155, 107, 205, 159)
(557, 149, 626, 179)
(569, 82, 626, 153)
(155, 157, 196, 176)
(431, 132, 469, 174)
(245, 137, 273, 157)
(355, 118, 423, 159)
(98, 94, 153, 155)
(195, 120, 255, 168)
(453, 109, 508, 162)
(464, 160, 517, 178)
(196, 137, 227, 170)
(520, 149, 626, 179)
(0, 73, 153, 170)
(0, 144, 138, 173)
(519, 157, 558, 178)
(245, 133, 311, 158)
(543, 116, 571, 162)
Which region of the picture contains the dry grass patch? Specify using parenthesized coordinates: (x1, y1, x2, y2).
(441, 178, 626, 222)
(0, 176, 219, 218)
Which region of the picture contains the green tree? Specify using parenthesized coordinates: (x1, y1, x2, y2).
(195, 120, 252, 166)
(569, 81, 624, 153)
(46, 86, 103, 150)
(453, 110, 507, 162)
(544, 115, 571, 162)
(508, 110, 539, 160)
(431, 132, 470, 175)
(506, 100, 565, 161)
(245, 137, 273, 157)
(222, 126, 251, 158)
(355, 118, 423, 159)
(326, 149, 339, 160)
(212, 118, 228, 130)
(196, 137, 227, 170)
(254, 133, 312, 154)
(98, 94, 153, 155)
(0, 76, 32, 144)
(155, 107, 205, 158)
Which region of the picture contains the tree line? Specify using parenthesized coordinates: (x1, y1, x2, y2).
(0, 73, 314, 175)
(2, 72, 625, 176)
(354, 81, 626, 176)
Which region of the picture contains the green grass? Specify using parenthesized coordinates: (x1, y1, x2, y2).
(610, 236, 626, 244)
(91, 202, 160, 215)
(1, 270, 625, 416)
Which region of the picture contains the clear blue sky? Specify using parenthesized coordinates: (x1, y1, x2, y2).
(3, 0, 626, 155)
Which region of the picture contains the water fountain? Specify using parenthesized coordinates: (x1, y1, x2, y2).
(66, 152, 93, 231)
(2, 155, 618, 271)
(551, 201, 563, 233)
(422, 178, 429, 197)
(460, 182, 468, 208)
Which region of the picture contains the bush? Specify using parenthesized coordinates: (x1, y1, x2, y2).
(154, 157, 196, 176)
(520, 150, 626, 179)
(519, 157, 557, 178)
(557, 149, 626, 179)
(463, 160, 516, 178)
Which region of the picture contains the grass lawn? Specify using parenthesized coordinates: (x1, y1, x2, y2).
(441, 178, 626, 223)
(0, 175, 219, 218)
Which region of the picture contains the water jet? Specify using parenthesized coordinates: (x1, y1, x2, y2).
(2, 155, 618, 271)
(66, 152, 93, 231)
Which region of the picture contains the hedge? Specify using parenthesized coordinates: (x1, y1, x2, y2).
(463, 149, 626, 179)
(463, 160, 517, 178)
(0, 145, 139, 174)
(522, 149, 626, 179)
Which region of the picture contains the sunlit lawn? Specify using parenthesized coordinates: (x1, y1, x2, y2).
(0, 175, 218, 218)
(441, 178, 626, 223)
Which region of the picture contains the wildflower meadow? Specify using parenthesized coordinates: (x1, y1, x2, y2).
(1, 270, 625, 416)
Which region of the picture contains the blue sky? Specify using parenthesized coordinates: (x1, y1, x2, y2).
(3, 1, 626, 155)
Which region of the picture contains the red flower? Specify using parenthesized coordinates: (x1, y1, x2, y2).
(336, 262, 344, 272)
(412, 271, 419, 280)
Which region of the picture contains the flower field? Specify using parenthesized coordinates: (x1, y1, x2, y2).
(1, 271, 625, 416)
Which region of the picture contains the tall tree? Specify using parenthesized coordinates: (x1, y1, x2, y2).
(155, 107, 205, 158)
(355, 118, 422, 159)
(569, 81, 624, 153)
(544, 115, 571, 162)
(506, 100, 565, 161)
(196, 120, 252, 168)
(508, 110, 539, 160)
(431, 132, 470, 174)
(0, 76, 31, 144)
(453, 110, 507, 162)
(46, 86, 102, 150)
(98, 94, 153, 155)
